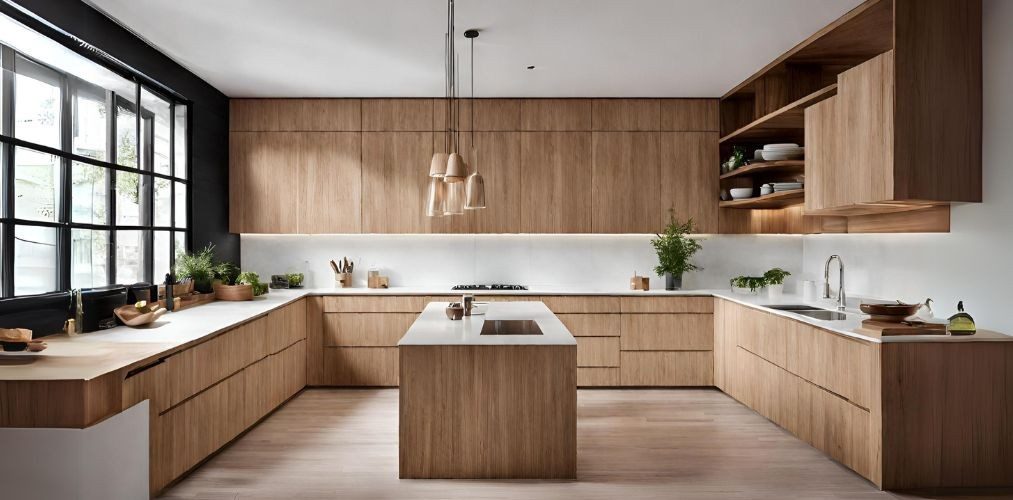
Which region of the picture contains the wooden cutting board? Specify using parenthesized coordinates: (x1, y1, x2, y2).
(856, 319, 947, 337)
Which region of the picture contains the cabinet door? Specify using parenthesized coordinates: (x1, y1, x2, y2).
(839, 50, 894, 207)
(519, 132, 592, 233)
(229, 132, 300, 233)
(297, 132, 361, 233)
(361, 132, 434, 233)
(432, 132, 521, 234)
(804, 96, 840, 212)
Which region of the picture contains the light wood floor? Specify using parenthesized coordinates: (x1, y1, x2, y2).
(162, 389, 1011, 500)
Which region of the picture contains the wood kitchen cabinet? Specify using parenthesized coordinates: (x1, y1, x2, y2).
(519, 132, 592, 233)
(592, 131, 718, 233)
(432, 131, 522, 234)
(361, 131, 434, 233)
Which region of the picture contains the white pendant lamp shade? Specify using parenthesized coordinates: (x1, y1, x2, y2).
(425, 177, 447, 217)
(444, 152, 467, 182)
(444, 177, 466, 214)
(465, 171, 486, 209)
(429, 152, 449, 178)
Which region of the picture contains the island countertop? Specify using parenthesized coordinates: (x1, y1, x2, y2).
(398, 301, 576, 347)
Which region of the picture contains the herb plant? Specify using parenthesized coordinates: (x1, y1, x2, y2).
(763, 268, 791, 286)
(651, 210, 703, 278)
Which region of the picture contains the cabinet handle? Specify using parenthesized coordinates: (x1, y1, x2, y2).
(125, 358, 165, 379)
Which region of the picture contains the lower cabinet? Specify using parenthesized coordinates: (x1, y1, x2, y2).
(620, 351, 713, 386)
(322, 347, 399, 386)
(617, 297, 714, 386)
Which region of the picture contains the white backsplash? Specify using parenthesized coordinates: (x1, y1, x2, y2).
(241, 234, 803, 291)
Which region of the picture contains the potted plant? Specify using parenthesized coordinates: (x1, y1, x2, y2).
(763, 268, 791, 300)
(651, 211, 702, 290)
(212, 262, 253, 301)
(237, 271, 269, 297)
(175, 244, 216, 294)
(730, 275, 766, 295)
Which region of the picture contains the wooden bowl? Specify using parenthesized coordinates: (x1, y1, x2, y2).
(213, 284, 254, 301)
(114, 304, 167, 327)
(859, 302, 921, 322)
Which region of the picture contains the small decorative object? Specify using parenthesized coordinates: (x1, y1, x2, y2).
(213, 283, 254, 301)
(760, 184, 774, 196)
(114, 301, 168, 327)
(331, 258, 354, 288)
(721, 146, 746, 173)
(651, 210, 702, 291)
(462, 294, 475, 316)
(270, 275, 291, 289)
(947, 301, 976, 335)
(377, 276, 390, 288)
(859, 302, 922, 322)
(1, 327, 32, 350)
(630, 273, 650, 291)
(913, 298, 935, 322)
(763, 268, 791, 300)
(446, 302, 465, 320)
(236, 272, 269, 296)
(287, 273, 304, 288)
(730, 276, 765, 295)
(368, 268, 382, 288)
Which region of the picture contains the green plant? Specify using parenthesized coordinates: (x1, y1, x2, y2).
(730, 275, 766, 292)
(763, 267, 791, 286)
(287, 273, 304, 287)
(237, 271, 268, 296)
(176, 244, 216, 293)
(651, 210, 703, 278)
(215, 262, 241, 286)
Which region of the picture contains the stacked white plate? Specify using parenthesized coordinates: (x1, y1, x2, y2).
(770, 182, 804, 192)
(760, 143, 804, 161)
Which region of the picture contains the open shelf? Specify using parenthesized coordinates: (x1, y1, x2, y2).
(719, 84, 837, 144)
(719, 189, 805, 209)
(719, 160, 804, 181)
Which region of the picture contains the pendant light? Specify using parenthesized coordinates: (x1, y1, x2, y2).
(464, 29, 486, 210)
(425, 177, 447, 217)
(443, 0, 467, 184)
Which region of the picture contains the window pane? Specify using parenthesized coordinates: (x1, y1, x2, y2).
(71, 161, 108, 224)
(72, 88, 108, 161)
(142, 88, 171, 175)
(174, 231, 187, 261)
(115, 93, 138, 168)
(174, 182, 187, 228)
(154, 177, 171, 226)
(154, 230, 171, 278)
(13, 57, 61, 149)
(14, 147, 60, 222)
(15, 225, 57, 295)
(174, 105, 187, 179)
(116, 230, 144, 284)
(71, 229, 109, 289)
(116, 171, 142, 225)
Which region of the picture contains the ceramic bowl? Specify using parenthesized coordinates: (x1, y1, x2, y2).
(730, 188, 754, 200)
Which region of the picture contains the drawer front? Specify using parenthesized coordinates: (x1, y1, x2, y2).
(322, 296, 425, 313)
(577, 367, 620, 387)
(323, 313, 416, 347)
(541, 296, 620, 313)
(152, 368, 246, 492)
(620, 296, 713, 313)
(322, 347, 399, 386)
(244, 340, 306, 428)
(620, 351, 713, 386)
(164, 325, 252, 410)
(557, 313, 620, 337)
(733, 305, 788, 368)
(265, 299, 307, 355)
(576, 337, 620, 367)
(122, 357, 171, 413)
(620, 313, 713, 350)
(786, 322, 873, 409)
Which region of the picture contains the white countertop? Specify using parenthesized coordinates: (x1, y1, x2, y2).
(398, 301, 576, 347)
(295, 286, 713, 296)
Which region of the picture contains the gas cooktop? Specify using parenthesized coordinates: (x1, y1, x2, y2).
(451, 284, 528, 291)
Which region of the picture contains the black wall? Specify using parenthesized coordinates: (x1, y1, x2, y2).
(5, 0, 238, 264)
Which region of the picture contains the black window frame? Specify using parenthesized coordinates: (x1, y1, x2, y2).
(0, 30, 191, 297)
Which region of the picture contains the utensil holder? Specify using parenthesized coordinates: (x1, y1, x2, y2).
(335, 273, 352, 288)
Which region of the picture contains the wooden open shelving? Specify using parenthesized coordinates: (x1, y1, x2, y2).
(719, 189, 804, 209)
(719, 84, 837, 144)
(719, 160, 804, 181)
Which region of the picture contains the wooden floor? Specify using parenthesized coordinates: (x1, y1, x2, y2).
(162, 388, 1012, 500)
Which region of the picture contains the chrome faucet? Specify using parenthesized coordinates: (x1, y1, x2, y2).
(823, 255, 846, 311)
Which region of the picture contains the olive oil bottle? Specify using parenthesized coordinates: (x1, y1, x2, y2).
(947, 301, 976, 335)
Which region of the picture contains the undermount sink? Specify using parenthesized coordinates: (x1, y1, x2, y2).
(480, 319, 543, 335)
(762, 304, 849, 321)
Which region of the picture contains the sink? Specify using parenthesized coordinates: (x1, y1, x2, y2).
(762, 304, 849, 321)
(791, 309, 849, 321)
(480, 319, 543, 335)
(762, 304, 824, 311)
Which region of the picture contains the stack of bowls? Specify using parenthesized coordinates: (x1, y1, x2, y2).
(760, 143, 804, 161)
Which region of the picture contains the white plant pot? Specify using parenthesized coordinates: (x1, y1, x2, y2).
(767, 283, 784, 301)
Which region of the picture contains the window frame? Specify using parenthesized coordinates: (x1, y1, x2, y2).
(0, 36, 191, 297)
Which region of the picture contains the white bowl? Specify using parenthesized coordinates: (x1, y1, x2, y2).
(763, 143, 800, 150)
(730, 188, 754, 200)
(761, 149, 804, 161)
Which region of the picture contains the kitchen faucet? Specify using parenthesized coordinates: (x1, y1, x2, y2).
(823, 255, 846, 311)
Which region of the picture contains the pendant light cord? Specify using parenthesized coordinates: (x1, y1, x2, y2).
(470, 35, 475, 153)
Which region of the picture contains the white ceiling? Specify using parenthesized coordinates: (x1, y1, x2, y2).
(84, 0, 864, 98)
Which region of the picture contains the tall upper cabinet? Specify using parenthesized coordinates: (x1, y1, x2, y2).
(718, 0, 981, 230)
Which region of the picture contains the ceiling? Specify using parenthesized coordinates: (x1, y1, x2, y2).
(84, 0, 864, 98)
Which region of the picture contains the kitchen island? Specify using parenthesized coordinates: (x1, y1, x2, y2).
(397, 301, 577, 479)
